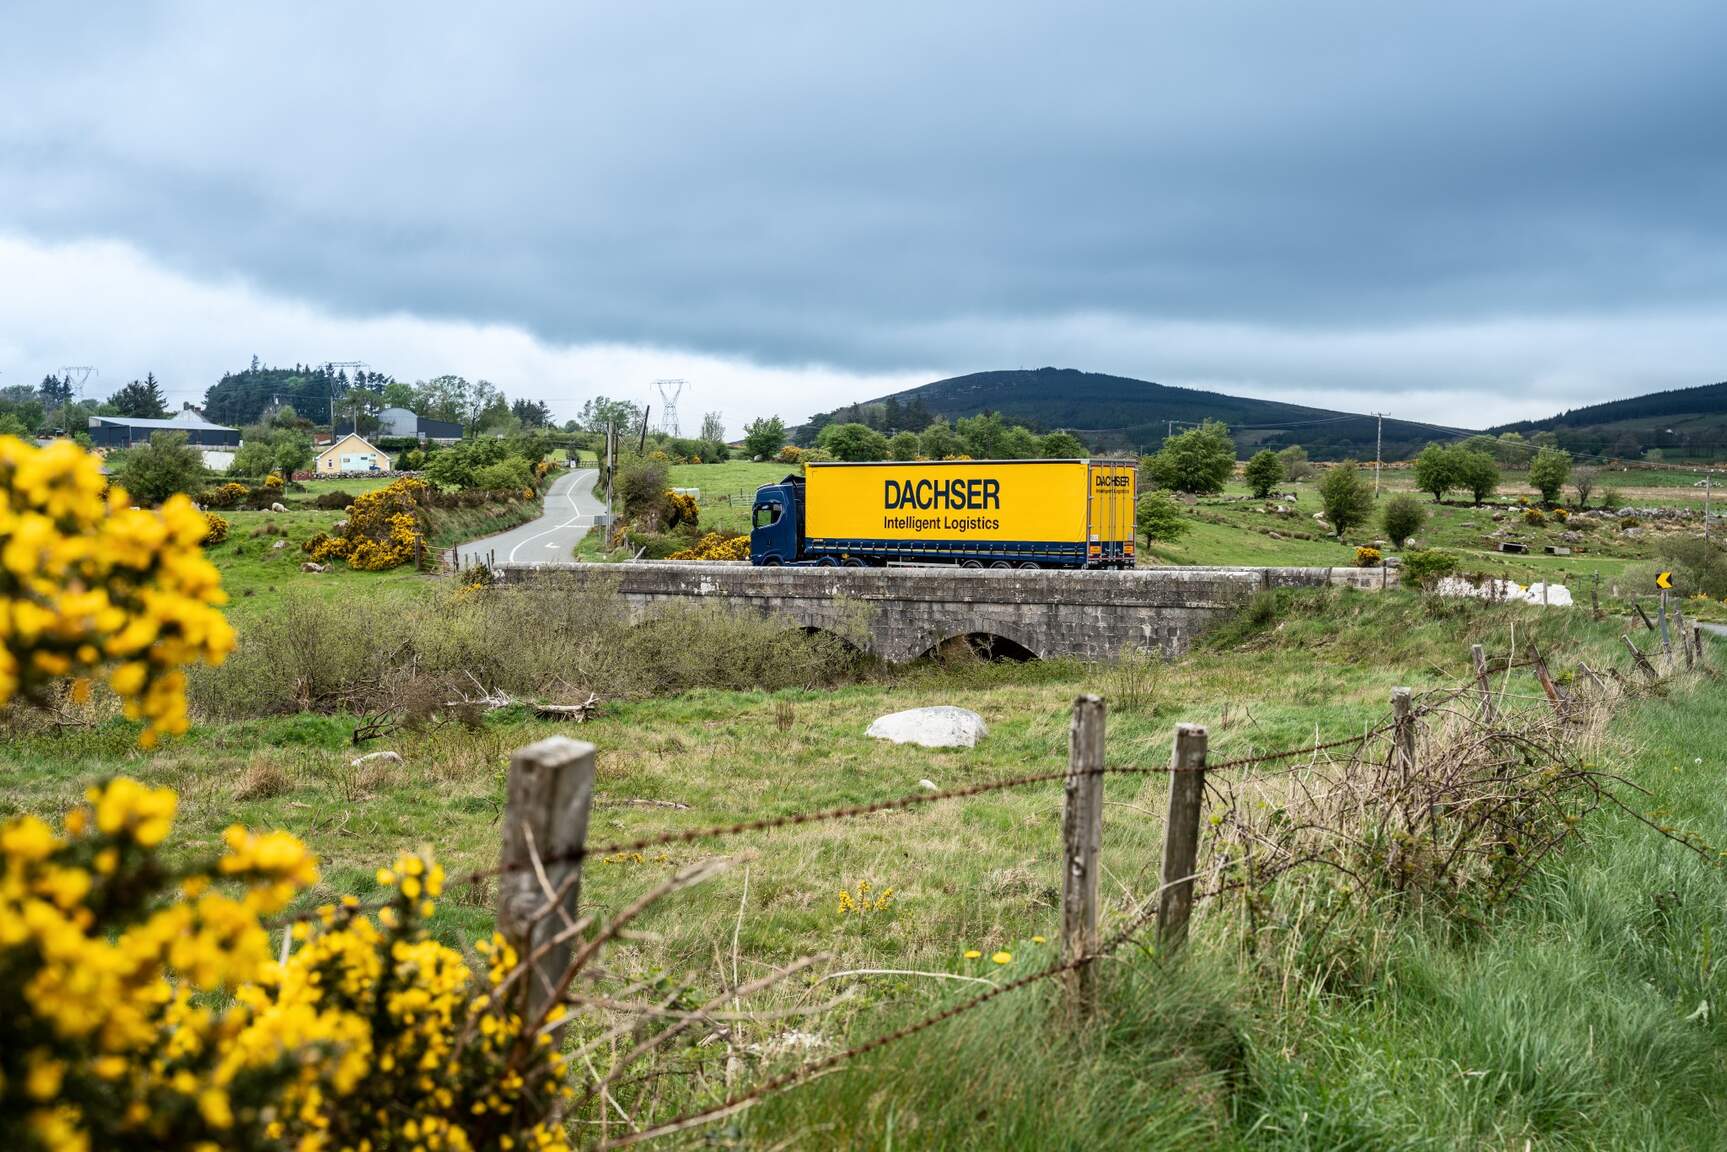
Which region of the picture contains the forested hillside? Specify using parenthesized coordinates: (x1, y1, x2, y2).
(806, 367, 1457, 459)
(1493, 379, 1727, 461)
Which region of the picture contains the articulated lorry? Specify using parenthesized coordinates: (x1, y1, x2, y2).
(749, 459, 1136, 568)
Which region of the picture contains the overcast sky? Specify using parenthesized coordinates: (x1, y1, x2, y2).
(3, 2, 1725, 430)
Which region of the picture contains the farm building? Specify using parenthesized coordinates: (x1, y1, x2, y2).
(87, 412, 241, 449)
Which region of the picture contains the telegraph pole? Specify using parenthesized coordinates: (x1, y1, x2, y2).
(1374, 413, 1384, 496)
(1706, 471, 1713, 548)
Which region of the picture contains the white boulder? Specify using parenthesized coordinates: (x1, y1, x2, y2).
(866, 707, 988, 749)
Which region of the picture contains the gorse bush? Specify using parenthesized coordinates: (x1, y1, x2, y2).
(0, 780, 572, 1152)
(0, 435, 233, 746)
(668, 532, 749, 560)
(304, 477, 429, 571)
(202, 511, 229, 545)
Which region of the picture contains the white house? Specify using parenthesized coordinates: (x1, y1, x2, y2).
(315, 432, 387, 474)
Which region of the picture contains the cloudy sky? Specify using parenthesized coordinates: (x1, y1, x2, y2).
(3, 2, 1725, 429)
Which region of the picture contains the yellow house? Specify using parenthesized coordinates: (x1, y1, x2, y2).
(315, 433, 387, 474)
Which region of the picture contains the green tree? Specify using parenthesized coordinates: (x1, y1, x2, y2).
(1243, 449, 1283, 498)
(1275, 444, 1312, 482)
(1000, 425, 1040, 459)
(1528, 447, 1571, 506)
(742, 416, 787, 460)
(1380, 492, 1426, 548)
(109, 374, 169, 419)
(112, 431, 204, 505)
(1145, 421, 1235, 495)
(577, 395, 644, 436)
(1411, 443, 1458, 502)
(1318, 461, 1374, 538)
(1136, 489, 1190, 544)
(0, 413, 29, 438)
(38, 373, 75, 408)
(512, 399, 553, 428)
(888, 431, 922, 460)
(919, 419, 965, 459)
(1455, 449, 1500, 504)
(817, 422, 890, 462)
(956, 411, 1009, 459)
(698, 412, 725, 444)
(1038, 430, 1086, 458)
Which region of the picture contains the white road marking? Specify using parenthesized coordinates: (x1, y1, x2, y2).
(504, 469, 599, 563)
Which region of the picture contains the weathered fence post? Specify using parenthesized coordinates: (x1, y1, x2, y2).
(1470, 644, 1495, 723)
(1062, 695, 1105, 1011)
(1527, 645, 1567, 714)
(1622, 634, 1660, 682)
(1694, 623, 1707, 670)
(1391, 687, 1415, 785)
(1157, 723, 1208, 953)
(499, 736, 596, 1042)
(1591, 571, 1601, 618)
(1682, 616, 1696, 670)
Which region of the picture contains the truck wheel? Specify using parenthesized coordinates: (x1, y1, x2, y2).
(761, 556, 782, 567)
(961, 559, 983, 569)
(1018, 561, 1040, 570)
(842, 557, 866, 568)
(816, 556, 839, 567)
(989, 561, 1012, 570)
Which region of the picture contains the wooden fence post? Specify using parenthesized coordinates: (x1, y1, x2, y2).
(1634, 601, 1656, 631)
(1622, 634, 1660, 682)
(1062, 695, 1105, 1011)
(1694, 623, 1707, 670)
(1470, 644, 1495, 723)
(1682, 617, 1696, 670)
(499, 736, 596, 1042)
(1391, 687, 1415, 784)
(1157, 723, 1208, 953)
(1527, 645, 1567, 714)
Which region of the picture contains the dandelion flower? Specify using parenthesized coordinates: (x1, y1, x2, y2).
(964, 949, 981, 960)
(1031, 935, 1046, 944)
(992, 951, 1012, 965)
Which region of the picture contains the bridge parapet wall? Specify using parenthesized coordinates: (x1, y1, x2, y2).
(492, 562, 1395, 662)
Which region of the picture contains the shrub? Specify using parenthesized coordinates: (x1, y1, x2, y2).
(664, 490, 700, 529)
(1523, 507, 1547, 526)
(1528, 447, 1571, 505)
(471, 457, 533, 491)
(1553, 506, 1569, 522)
(1243, 449, 1284, 498)
(1380, 492, 1426, 548)
(615, 456, 669, 519)
(313, 489, 356, 510)
(1401, 548, 1460, 589)
(1136, 489, 1190, 543)
(1601, 486, 1623, 510)
(111, 430, 206, 506)
(776, 444, 804, 464)
(1355, 545, 1383, 567)
(1317, 461, 1374, 538)
(1620, 515, 1641, 530)
(202, 511, 229, 544)
(202, 481, 251, 509)
(303, 477, 428, 571)
(263, 472, 284, 489)
(0, 785, 571, 1152)
(668, 532, 749, 560)
(0, 436, 233, 745)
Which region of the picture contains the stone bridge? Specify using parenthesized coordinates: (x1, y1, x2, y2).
(492, 561, 1395, 662)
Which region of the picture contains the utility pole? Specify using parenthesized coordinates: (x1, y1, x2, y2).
(1374, 412, 1384, 496)
(1706, 471, 1713, 548)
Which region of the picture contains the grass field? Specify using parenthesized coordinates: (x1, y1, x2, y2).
(6, 585, 1723, 1146)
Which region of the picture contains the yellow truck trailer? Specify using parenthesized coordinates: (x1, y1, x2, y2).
(748, 459, 1136, 568)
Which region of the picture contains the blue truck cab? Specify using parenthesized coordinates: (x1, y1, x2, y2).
(749, 475, 804, 566)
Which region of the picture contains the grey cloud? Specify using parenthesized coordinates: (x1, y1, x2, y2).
(2, 1, 1726, 400)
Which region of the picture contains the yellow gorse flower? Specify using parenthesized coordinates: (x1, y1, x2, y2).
(835, 879, 894, 917)
(0, 436, 233, 746)
(0, 780, 571, 1152)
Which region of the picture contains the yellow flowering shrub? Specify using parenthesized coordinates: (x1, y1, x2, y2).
(663, 491, 699, 529)
(202, 512, 230, 545)
(0, 436, 234, 747)
(667, 533, 749, 561)
(0, 780, 573, 1152)
(1355, 546, 1383, 568)
(775, 445, 803, 465)
(201, 482, 252, 510)
(304, 477, 429, 571)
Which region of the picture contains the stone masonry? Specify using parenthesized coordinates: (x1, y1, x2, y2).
(492, 561, 1396, 663)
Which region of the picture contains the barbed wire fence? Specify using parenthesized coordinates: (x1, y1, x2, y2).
(274, 629, 1709, 1147)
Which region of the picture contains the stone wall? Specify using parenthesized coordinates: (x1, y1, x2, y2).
(494, 562, 1396, 662)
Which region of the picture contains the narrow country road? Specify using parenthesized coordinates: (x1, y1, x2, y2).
(454, 467, 605, 568)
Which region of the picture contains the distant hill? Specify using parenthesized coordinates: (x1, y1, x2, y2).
(1492, 380, 1727, 461)
(810, 368, 1460, 460)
